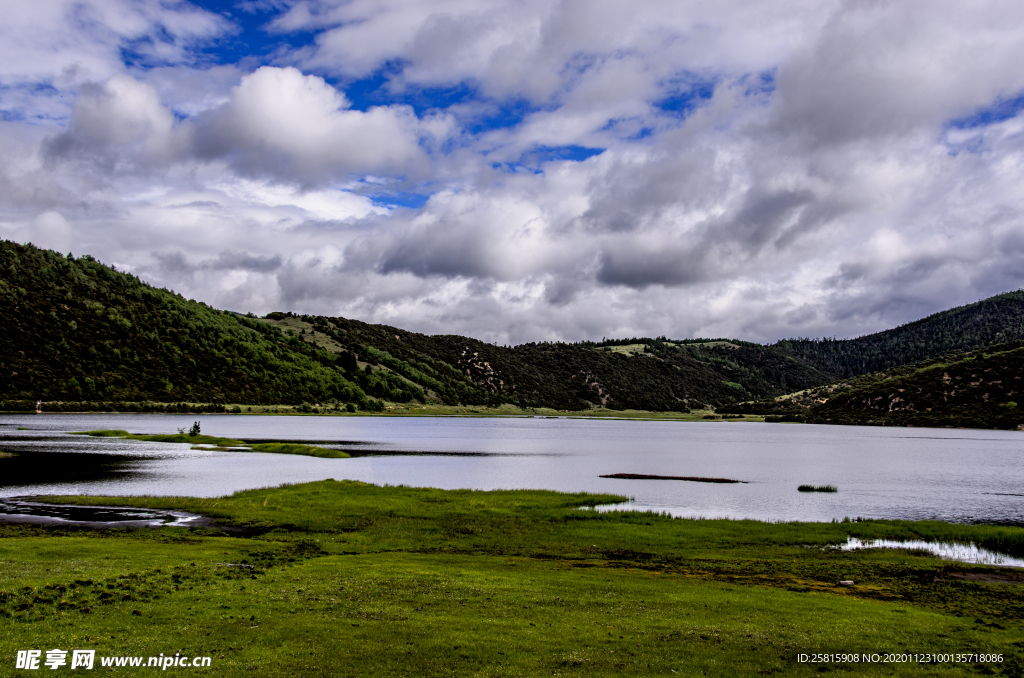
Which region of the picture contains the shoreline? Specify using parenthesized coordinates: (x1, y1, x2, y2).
(0, 402, 763, 423)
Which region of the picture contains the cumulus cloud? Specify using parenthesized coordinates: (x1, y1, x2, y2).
(377, 189, 560, 280)
(192, 66, 435, 184)
(5, 0, 1024, 344)
(0, 0, 227, 123)
(44, 74, 183, 170)
(772, 0, 1024, 146)
(43, 66, 445, 185)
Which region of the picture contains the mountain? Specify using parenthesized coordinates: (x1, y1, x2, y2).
(261, 315, 832, 410)
(809, 341, 1024, 429)
(723, 342, 1024, 431)
(6, 238, 1024, 420)
(0, 240, 830, 411)
(773, 291, 1024, 378)
(0, 242, 380, 409)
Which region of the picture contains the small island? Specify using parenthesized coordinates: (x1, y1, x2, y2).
(600, 473, 746, 483)
(74, 429, 351, 459)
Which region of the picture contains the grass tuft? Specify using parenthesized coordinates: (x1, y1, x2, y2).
(798, 484, 838, 493)
(248, 442, 350, 458)
(72, 429, 130, 437)
(74, 430, 246, 447)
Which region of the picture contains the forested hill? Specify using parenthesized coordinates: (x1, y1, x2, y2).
(0, 242, 380, 409)
(8, 239, 1024, 414)
(806, 341, 1024, 430)
(270, 315, 832, 410)
(0, 240, 831, 411)
(774, 291, 1024, 378)
(723, 341, 1024, 431)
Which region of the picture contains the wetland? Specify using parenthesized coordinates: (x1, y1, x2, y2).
(2, 413, 1024, 676)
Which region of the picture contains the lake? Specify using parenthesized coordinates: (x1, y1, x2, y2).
(1, 413, 1022, 525)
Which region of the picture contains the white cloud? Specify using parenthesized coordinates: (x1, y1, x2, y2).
(0, 0, 227, 122)
(5, 0, 1024, 344)
(192, 66, 433, 184)
(43, 67, 441, 185)
(771, 0, 1024, 145)
(44, 74, 182, 169)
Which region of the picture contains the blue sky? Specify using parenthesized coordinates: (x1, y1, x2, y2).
(3, 0, 1024, 345)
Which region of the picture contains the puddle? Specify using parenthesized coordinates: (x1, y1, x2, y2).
(841, 537, 1024, 568)
(0, 498, 207, 528)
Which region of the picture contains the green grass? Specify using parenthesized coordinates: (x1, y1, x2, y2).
(74, 429, 246, 447)
(248, 443, 351, 458)
(799, 485, 838, 493)
(73, 430, 348, 458)
(3, 481, 1023, 676)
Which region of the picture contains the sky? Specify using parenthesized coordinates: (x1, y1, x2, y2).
(4, 0, 1024, 345)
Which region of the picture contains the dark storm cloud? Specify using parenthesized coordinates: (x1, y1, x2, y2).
(154, 250, 283, 274)
(206, 251, 283, 273)
(378, 225, 493, 279)
(594, 189, 819, 289)
(728, 189, 816, 251)
(596, 245, 708, 288)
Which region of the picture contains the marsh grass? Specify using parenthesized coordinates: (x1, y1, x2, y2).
(798, 484, 838, 493)
(74, 429, 246, 447)
(72, 430, 349, 458)
(6, 481, 1024, 675)
(35, 480, 1024, 558)
(248, 443, 350, 458)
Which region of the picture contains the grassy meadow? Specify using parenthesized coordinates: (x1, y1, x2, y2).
(1, 481, 1023, 676)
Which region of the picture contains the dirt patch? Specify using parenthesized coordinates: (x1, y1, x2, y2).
(938, 570, 1024, 585)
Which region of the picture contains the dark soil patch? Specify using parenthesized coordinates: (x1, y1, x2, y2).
(938, 571, 1024, 585)
(599, 473, 746, 483)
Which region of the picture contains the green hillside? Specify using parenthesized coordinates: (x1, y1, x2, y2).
(9, 238, 1024, 419)
(723, 341, 1024, 430)
(775, 291, 1024, 378)
(0, 242, 381, 409)
(295, 289, 1024, 411)
(260, 314, 835, 410)
(0, 240, 834, 412)
(805, 342, 1024, 429)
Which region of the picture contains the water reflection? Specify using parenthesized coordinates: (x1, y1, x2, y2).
(0, 445, 148, 488)
(841, 537, 1024, 568)
(0, 498, 205, 528)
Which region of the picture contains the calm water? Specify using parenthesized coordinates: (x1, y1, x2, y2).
(1, 413, 1023, 525)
